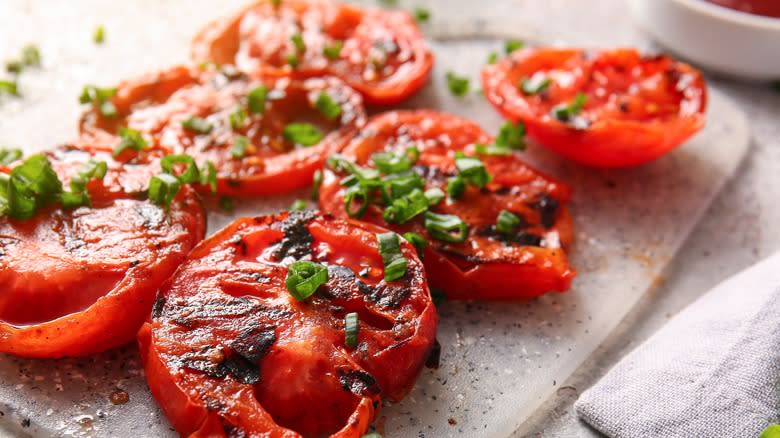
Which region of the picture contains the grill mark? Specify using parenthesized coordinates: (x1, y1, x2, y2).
(338, 369, 381, 397)
(230, 324, 276, 363)
(271, 210, 315, 261)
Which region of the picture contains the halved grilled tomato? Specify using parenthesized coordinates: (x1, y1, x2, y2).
(318, 110, 575, 300)
(80, 65, 366, 196)
(138, 211, 438, 437)
(191, 0, 433, 105)
(481, 48, 707, 167)
(0, 145, 205, 358)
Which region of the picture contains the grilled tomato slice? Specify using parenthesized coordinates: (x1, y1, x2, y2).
(138, 211, 438, 437)
(191, 0, 433, 105)
(318, 110, 575, 300)
(80, 65, 366, 196)
(0, 145, 205, 358)
(481, 48, 707, 167)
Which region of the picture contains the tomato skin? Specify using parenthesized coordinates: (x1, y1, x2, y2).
(481, 48, 707, 168)
(0, 146, 206, 358)
(80, 65, 366, 197)
(140, 211, 437, 437)
(318, 110, 576, 301)
(191, 0, 434, 105)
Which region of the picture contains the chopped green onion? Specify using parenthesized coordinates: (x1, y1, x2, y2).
(5, 154, 63, 220)
(344, 185, 369, 218)
(247, 85, 268, 114)
(283, 123, 323, 146)
(424, 211, 468, 243)
(486, 52, 499, 65)
(327, 155, 381, 183)
(495, 121, 526, 151)
(291, 33, 306, 53)
(0, 148, 22, 165)
(371, 147, 419, 174)
(70, 159, 107, 194)
(446, 71, 470, 97)
(344, 312, 359, 348)
(93, 25, 105, 44)
(382, 171, 425, 201)
(424, 187, 445, 206)
(323, 41, 343, 59)
(496, 210, 521, 235)
(60, 191, 89, 210)
(311, 169, 323, 201)
(315, 92, 342, 121)
(0, 80, 18, 96)
(290, 199, 307, 211)
(79, 85, 117, 118)
(455, 156, 491, 188)
(403, 232, 427, 253)
(148, 173, 182, 211)
(383, 188, 429, 224)
(286, 53, 299, 68)
(219, 196, 234, 212)
(285, 260, 329, 300)
(113, 127, 148, 157)
(505, 39, 524, 54)
(161, 154, 200, 184)
(377, 232, 407, 282)
(200, 161, 217, 193)
(182, 116, 213, 134)
(20, 44, 40, 67)
(232, 136, 249, 159)
(446, 175, 466, 199)
(474, 143, 511, 156)
(414, 7, 430, 22)
(552, 92, 588, 121)
(520, 75, 551, 95)
(6, 61, 22, 75)
(229, 106, 247, 130)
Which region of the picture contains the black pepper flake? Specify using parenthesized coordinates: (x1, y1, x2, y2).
(21, 418, 30, 428)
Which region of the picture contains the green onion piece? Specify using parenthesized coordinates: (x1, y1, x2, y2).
(59, 191, 89, 210)
(285, 260, 329, 301)
(232, 136, 249, 159)
(371, 147, 419, 174)
(200, 161, 217, 193)
(344, 312, 359, 348)
(455, 156, 491, 188)
(315, 92, 342, 121)
(0, 174, 8, 217)
(377, 232, 407, 282)
(323, 41, 343, 59)
(495, 121, 526, 151)
(424, 187, 445, 206)
(70, 158, 107, 194)
(0, 80, 18, 96)
(383, 188, 429, 224)
(99, 101, 118, 118)
(505, 39, 524, 54)
(424, 211, 468, 243)
(218, 196, 234, 212)
(148, 173, 181, 210)
(0, 148, 22, 165)
(382, 171, 425, 201)
(486, 52, 499, 65)
(113, 127, 147, 157)
(21, 44, 40, 67)
(414, 7, 430, 22)
(79, 85, 117, 118)
(520, 75, 551, 95)
(6, 154, 63, 220)
(283, 123, 323, 146)
(182, 116, 214, 134)
(286, 53, 299, 68)
(229, 106, 247, 130)
(6, 61, 22, 75)
(311, 169, 323, 201)
(291, 33, 306, 52)
(496, 210, 521, 235)
(161, 154, 200, 184)
(446, 175, 465, 199)
(247, 85, 268, 114)
(403, 232, 427, 253)
(93, 25, 105, 44)
(327, 155, 381, 183)
(344, 185, 369, 218)
(290, 199, 307, 211)
(552, 92, 588, 121)
(474, 143, 511, 156)
(446, 71, 470, 97)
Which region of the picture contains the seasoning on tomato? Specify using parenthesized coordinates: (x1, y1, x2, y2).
(481, 48, 708, 167)
(191, 0, 434, 105)
(79, 65, 366, 197)
(0, 145, 205, 358)
(138, 211, 438, 436)
(318, 110, 576, 301)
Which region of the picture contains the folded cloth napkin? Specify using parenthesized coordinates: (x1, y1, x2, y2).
(575, 252, 780, 437)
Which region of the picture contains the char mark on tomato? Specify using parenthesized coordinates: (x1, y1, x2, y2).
(270, 209, 316, 260)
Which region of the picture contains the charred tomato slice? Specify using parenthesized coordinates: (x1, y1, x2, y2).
(0, 145, 206, 358)
(191, 0, 434, 105)
(79, 65, 366, 196)
(481, 48, 707, 167)
(139, 211, 437, 437)
(318, 110, 575, 300)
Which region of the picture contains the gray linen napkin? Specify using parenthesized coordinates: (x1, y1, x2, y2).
(575, 252, 780, 437)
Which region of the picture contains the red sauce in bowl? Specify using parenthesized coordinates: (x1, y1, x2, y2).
(705, 0, 780, 18)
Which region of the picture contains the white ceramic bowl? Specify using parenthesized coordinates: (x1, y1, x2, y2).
(630, 0, 780, 81)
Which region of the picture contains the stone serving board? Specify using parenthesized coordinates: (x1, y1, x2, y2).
(0, 1, 750, 437)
